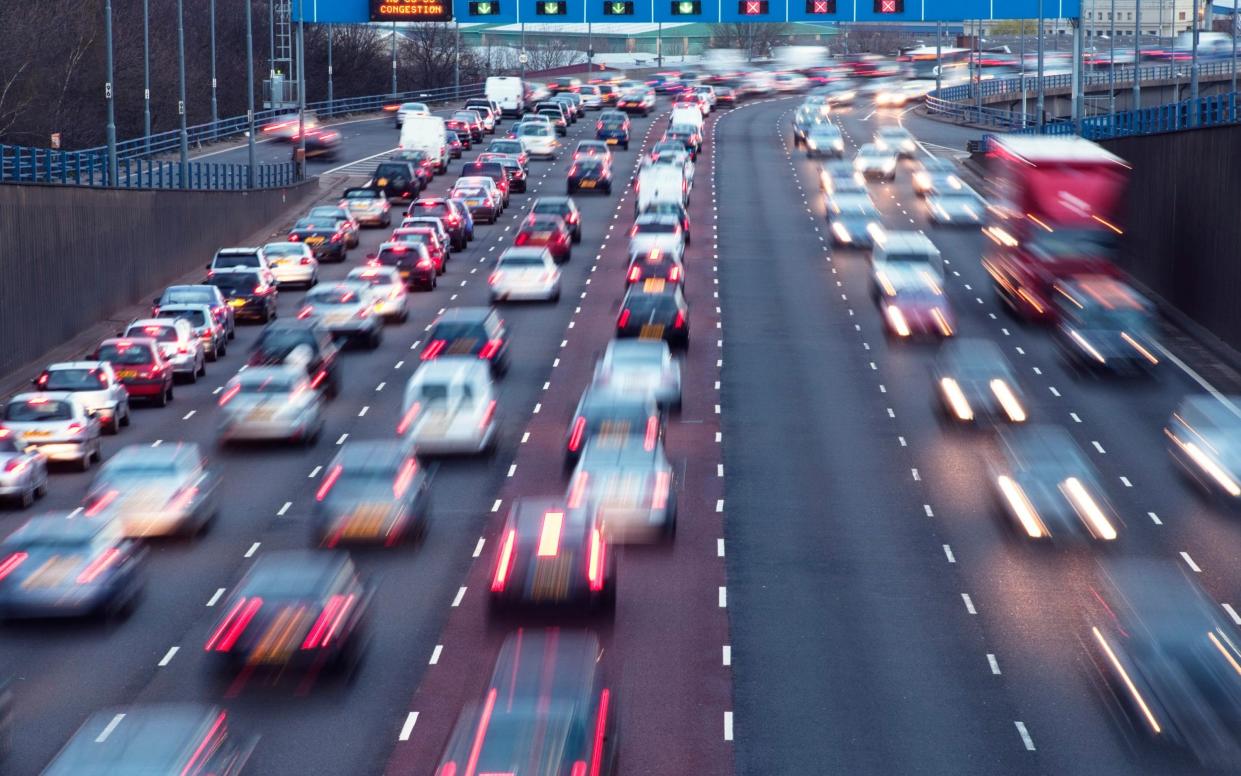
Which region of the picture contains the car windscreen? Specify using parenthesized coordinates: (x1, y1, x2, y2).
(98, 343, 155, 365)
(208, 273, 261, 293)
(6, 400, 74, 422)
(43, 369, 107, 391)
(103, 458, 181, 478)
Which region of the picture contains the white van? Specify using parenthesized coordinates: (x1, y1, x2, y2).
(670, 105, 704, 131)
(635, 165, 688, 215)
(401, 357, 497, 455)
(399, 114, 449, 173)
(486, 76, 527, 117)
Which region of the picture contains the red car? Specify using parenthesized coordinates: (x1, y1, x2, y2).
(93, 338, 175, 406)
(515, 214, 573, 264)
(390, 227, 448, 274)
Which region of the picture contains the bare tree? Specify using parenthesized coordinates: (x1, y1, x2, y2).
(709, 23, 791, 59)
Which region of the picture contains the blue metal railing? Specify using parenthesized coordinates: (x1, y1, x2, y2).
(0, 79, 486, 191)
(1007, 92, 1241, 140)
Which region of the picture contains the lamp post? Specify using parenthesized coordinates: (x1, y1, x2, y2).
(176, 0, 190, 183)
(327, 24, 334, 106)
(1038, 0, 1046, 128)
(296, 0, 307, 178)
(391, 22, 398, 96)
(245, 0, 256, 187)
(104, 0, 117, 185)
(142, 0, 151, 155)
(210, 0, 219, 140)
(1134, 0, 1142, 109)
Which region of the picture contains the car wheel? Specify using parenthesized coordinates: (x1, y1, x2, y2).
(197, 357, 206, 377)
(154, 385, 168, 407)
(259, 307, 271, 324)
(206, 343, 219, 363)
(104, 415, 120, 435)
(166, 383, 175, 401)
(368, 329, 382, 350)
(186, 365, 198, 384)
(77, 452, 92, 472)
(34, 475, 47, 498)
(120, 403, 131, 426)
(573, 229, 582, 244)
(18, 487, 33, 509)
(227, 325, 235, 341)
(217, 339, 227, 357)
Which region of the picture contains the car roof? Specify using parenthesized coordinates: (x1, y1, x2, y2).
(8, 512, 113, 544)
(578, 435, 664, 467)
(46, 360, 109, 370)
(43, 705, 227, 776)
(411, 355, 492, 383)
(490, 628, 601, 702)
(437, 306, 493, 323)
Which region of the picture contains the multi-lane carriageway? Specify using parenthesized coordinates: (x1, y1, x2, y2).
(7, 87, 1241, 776)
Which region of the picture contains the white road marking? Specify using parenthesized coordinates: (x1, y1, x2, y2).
(244, 542, 260, 558)
(1181, 551, 1202, 573)
(717, 464, 724, 477)
(723, 645, 732, 666)
(277, 501, 291, 516)
(943, 545, 956, 563)
(898, 436, 907, 447)
(359, 406, 369, 417)
(1224, 604, 1241, 625)
(716, 499, 724, 512)
(1092, 441, 1106, 454)
(1070, 412, 1082, 423)
(1120, 476, 1133, 487)
(158, 646, 179, 667)
(1048, 387, 1060, 397)
(96, 713, 126, 743)
(962, 593, 977, 614)
(151, 439, 162, 448)
(924, 504, 934, 517)
(724, 711, 734, 741)
(717, 538, 725, 557)
(987, 654, 1001, 674)
(507, 464, 517, 477)
(182, 410, 196, 420)
(376, 382, 386, 391)
(1148, 511, 1163, 525)
(206, 588, 225, 607)
(1015, 721, 1036, 751)
(429, 645, 443, 665)
(398, 712, 420, 741)
(521, 432, 530, 443)
(335, 433, 349, 445)
(308, 466, 322, 478)
(911, 468, 920, 481)
(719, 587, 727, 607)
(452, 587, 466, 607)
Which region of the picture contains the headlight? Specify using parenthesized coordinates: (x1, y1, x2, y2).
(939, 377, 973, 421)
(1061, 477, 1117, 540)
(833, 140, 844, 150)
(997, 475, 1045, 538)
(807, 140, 818, 150)
(885, 305, 911, 337)
(831, 222, 851, 243)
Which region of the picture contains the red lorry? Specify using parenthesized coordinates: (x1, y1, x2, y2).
(981, 135, 1131, 322)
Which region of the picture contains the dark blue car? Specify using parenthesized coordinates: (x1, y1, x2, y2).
(595, 112, 631, 150)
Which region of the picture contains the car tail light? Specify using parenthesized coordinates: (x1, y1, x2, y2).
(299, 256, 313, 265)
(178, 344, 189, 354)
(355, 308, 369, 319)
(587, 528, 605, 591)
(644, 416, 659, 450)
(289, 234, 300, 241)
(515, 233, 529, 246)
(479, 339, 503, 360)
(421, 340, 447, 360)
(668, 265, 682, 282)
(396, 401, 422, 435)
(0, 552, 28, 581)
(218, 384, 242, 406)
(331, 233, 342, 243)
(652, 471, 672, 510)
(76, 548, 122, 585)
(66, 421, 84, 434)
(567, 472, 590, 509)
(35, 373, 49, 388)
(416, 257, 435, 269)
(491, 529, 517, 592)
(568, 416, 587, 452)
(596, 121, 603, 130)
(617, 309, 631, 328)
(301, 593, 356, 650)
(316, 464, 344, 501)
(2, 459, 25, 474)
(479, 400, 497, 430)
(311, 369, 329, 389)
(205, 596, 263, 652)
(489, 271, 503, 285)
(673, 311, 685, 329)
(567, 212, 579, 223)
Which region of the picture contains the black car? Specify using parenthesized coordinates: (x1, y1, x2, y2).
(247, 318, 341, 398)
(0, 512, 145, 619)
(529, 196, 582, 243)
(493, 155, 528, 192)
(616, 287, 689, 350)
(596, 113, 631, 149)
(300, 128, 342, 160)
(435, 630, 617, 774)
(390, 149, 437, 187)
(313, 440, 430, 547)
(536, 103, 570, 135)
(204, 551, 371, 675)
(445, 129, 464, 158)
(154, 284, 235, 339)
(565, 385, 663, 468)
(488, 500, 615, 614)
(421, 307, 509, 377)
(366, 160, 421, 203)
(567, 157, 613, 194)
(369, 241, 437, 291)
(664, 124, 701, 158)
(410, 197, 468, 250)
(625, 249, 684, 289)
(445, 119, 473, 148)
(451, 111, 484, 142)
(287, 216, 348, 262)
(207, 269, 278, 323)
(42, 704, 254, 776)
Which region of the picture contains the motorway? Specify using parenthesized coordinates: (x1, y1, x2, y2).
(7, 86, 1241, 776)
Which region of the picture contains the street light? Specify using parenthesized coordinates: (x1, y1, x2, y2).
(245, 0, 256, 187)
(104, 0, 118, 185)
(176, 0, 189, 184)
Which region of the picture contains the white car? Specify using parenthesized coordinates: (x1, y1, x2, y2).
(591, 339, 682, 413)
(347, 265, 409, 323)
(218, 366, 324, 445)
(400, 357, 497, 455)
(263, 241, 319, 287)
(577, 85, 603, 109)
(489, 247, 561, 303)
(874, 126, 917, 158)
(518, 123, 559, 159)
(0, 430, 48, 508)
(693, 84, 718, 107)
(396, 102, 429, 128)
(153, 303, 227, 361)
(927, 189, 986, 225)
(853, 143, 898, 181)
(2, 393, 102, 470)
(628, 213, 686, 263)
(298, 282, 383, 348)
(772, 72, 810, 92)
(33, 361, 131, 434)
(122, 318, 206, 382)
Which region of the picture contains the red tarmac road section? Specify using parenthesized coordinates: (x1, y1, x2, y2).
(385, 108, 733, 775)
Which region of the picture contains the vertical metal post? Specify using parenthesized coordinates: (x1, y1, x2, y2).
(587, 22, 593, 77)
(1108, 0, 1115, 117)
(934, 20, 942, 98)
(391, 22, 398, 96)
(246, 0, 256, 187)
(269, 0, 276, 79)
(327, 24, 334, 106)
(104, 0, 118, 185)
(176, 0, 189, 181)
(454, 22, 461, 99)
(1072, 17, 1084, 131)
(210, 0, 219, 139)
(521, 23, 526, 80)
(656, 22, 663, 67)
(1134, 0, 1142, 109)
(1190, 0, 1201, 109)
(143, 0, 151, 154)
(974, 21, 983, 121)
(1038, 0, 1046, 128)
(297, 0, 306, 178)
(1233, 0, 1238, 97)
(1020, 20, 1027, 126)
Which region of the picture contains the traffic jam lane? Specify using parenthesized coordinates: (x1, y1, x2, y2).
(384, 105, 732, 775)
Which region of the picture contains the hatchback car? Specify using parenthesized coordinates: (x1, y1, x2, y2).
(368, 160, 422, 202)
(313, 440, 430, 546)
(516, 214, 573, 263)
(94, 337, 176, 406)
(568, 435, 676, 541)
(207, 268, 279, 323)
(262, 241, 319, 288)
(616, 288, 690, 350)
(421, 307, 509, 377)
(565, 386, 662, 468)
(591, 339, 682, 413)
(288, 216, 349, 262)
(567, 157, 612, 194)
(298, 282, 383, 348)
(490, 247, 561, 303)
(853, 143, 899, 181)
(83, 442, 219, 538)
(529, 196, 582, 242)
(347, 265, 410, 322)
(153, 284, 234, 340)
(399, 357, 498, 455)
(217, 366, 325, 445)
(122, 318, 206, 382)
(339, 187, 392, 227)
(409, 197, 470, 249)
(33, 361, 131, 432)
(0, 430, 48, 508)
(368, 241, 437, 292)
(247, 319, 341, 399)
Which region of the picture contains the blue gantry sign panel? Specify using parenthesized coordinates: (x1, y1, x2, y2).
(296, 0, 1080, 22)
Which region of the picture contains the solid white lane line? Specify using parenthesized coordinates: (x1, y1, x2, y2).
(452, 587, 466, 607)
(429, 645, 443, 665)
(398, 712, 419, 741)
(1181, 551, 1202, 573)
(206, 588, 225, 607)
(244, 542, 260, 558)
(987, 654, 1001, 674)
(473, 537, 485, 557)
(158, 646, 179, 667)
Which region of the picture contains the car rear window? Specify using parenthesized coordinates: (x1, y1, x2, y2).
(253, 329, 316, 359)
(98, 343, 156, 365)
(376, 248, 420, 266)
(520, 125, 551, 137)
(42, 369, 106, 391)
(344, 189, 380, 199)
(307, 287, 360, 305)
(500, 255, 545, 268)
(374, 163, 411, 179)
(208, 273, 261, 293)
(128, 324, 178, 343)
(295, 218, 337, 230)
(412, 202, 451, 217)
(214, 252, 260, 268)
(163, 288, 215, 305)
(462, 163, 504, 178)
(524, 218, 561, 232)
(432, 322, 487, 340)
(636, 222, 677, 234)
(624, 294, 677, 315)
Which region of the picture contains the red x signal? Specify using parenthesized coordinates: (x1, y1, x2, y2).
(812, 0, 827, 10)
(880, 0, 896, 10)
(745, 1, 761, 12)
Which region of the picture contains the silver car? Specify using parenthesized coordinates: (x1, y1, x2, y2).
(33, 361, 132, 433)
(853, 143, 898, 181)
(217, 366, 325, 445)
(84, 443, 218, 538)
(489, 247, 561, 303)
(591, 339, 682, 413)
(123, 318, 205, 382)
(153, 303, 227, 362)
(347, 266, 410, 323)
(927, 189, 986, 225)
(874, 125, 917, 157)
(263, 241, 320, 288)
(1, 393, 102, 470)
(0, 431, 48, 508)
(299, 282, 383, 348)
(339, 187, 392, 227)
(566, 435, 677, 542)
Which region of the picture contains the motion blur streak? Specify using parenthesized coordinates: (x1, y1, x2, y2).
(1061, 478, 1117, 541)
(997, 476, 1044, 538)
(1092, 627, 1162, 733)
